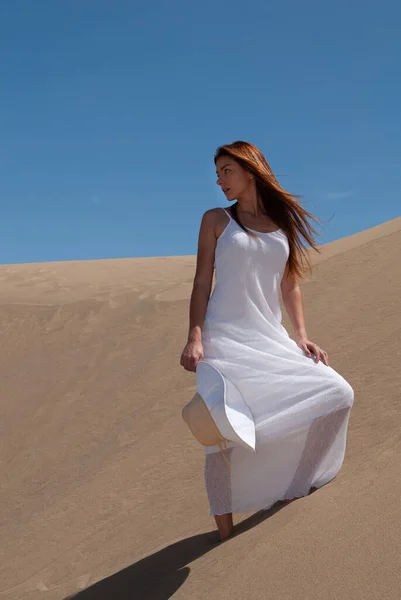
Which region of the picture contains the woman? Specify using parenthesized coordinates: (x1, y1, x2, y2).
(180, 141, 354, 542)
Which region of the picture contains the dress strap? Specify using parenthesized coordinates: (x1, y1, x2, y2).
(222, 208, 233, 221)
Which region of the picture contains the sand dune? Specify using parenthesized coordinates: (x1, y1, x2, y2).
(1, 217, 400, 600)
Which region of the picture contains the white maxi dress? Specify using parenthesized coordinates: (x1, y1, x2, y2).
(197, 209, 354, 516)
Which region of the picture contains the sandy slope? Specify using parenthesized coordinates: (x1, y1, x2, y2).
(0, 217, 400, 600)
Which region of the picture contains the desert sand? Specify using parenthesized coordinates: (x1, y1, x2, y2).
(1, 217, 400, 600)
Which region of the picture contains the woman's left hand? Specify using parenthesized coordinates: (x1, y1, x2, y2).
(297, 337, 329, 366)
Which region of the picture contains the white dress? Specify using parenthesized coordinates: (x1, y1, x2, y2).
(197, 209, 354, 516)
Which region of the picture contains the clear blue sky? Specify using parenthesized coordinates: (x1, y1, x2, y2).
(1, 0, 400, 264)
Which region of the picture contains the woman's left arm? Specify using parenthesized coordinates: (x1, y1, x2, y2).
(280, 264, 329, 366)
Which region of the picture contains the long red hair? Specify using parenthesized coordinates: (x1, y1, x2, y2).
(214, 141, 321, 279)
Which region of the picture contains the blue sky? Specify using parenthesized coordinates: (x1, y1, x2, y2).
(0, 0, 400, 264)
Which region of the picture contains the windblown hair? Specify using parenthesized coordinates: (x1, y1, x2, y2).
(214, 141, 321, 279)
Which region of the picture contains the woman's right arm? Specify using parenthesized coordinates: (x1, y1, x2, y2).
(180, 210, 218, 372)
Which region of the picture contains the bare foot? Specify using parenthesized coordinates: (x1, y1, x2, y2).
(279, 497, 297, 505)
(214, 513, 234, 541)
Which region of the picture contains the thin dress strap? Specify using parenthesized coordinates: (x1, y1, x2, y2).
(222, 207, 232, 221)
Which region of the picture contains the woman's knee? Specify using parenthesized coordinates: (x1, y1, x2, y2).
(336, 377, 354, 408)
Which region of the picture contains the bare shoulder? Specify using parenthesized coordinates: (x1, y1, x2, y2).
(201, 207, 225, 224)
(201, 207, 229, 238)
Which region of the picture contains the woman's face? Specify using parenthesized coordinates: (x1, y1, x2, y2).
(215, 155, 253, 201)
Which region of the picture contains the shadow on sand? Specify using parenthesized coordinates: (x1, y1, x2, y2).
(64, 405, 342, 600)
(64, 500, 297, 600)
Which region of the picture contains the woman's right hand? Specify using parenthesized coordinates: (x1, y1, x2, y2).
(180, 339, 204, 372)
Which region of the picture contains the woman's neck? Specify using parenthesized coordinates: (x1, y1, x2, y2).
(236, 193, 264, 217)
